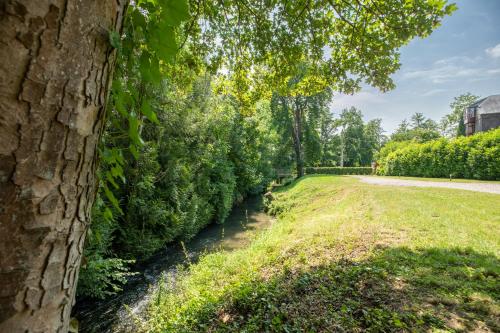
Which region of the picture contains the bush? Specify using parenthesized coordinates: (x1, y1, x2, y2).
(305, 167, 372, 175)
(375, 140, 412, 161)
(77, 256, 135, 299)
(377, 128, 500, 180)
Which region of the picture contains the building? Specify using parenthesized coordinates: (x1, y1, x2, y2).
(464, 94, 500, 136)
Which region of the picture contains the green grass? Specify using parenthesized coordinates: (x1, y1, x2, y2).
(378, 175, 500, 184)
(145, 175, 500, 332)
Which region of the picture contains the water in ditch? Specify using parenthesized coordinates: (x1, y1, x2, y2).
(72, 195, 273, 333)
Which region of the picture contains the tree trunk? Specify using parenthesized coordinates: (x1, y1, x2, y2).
(292, 98, 304, 178)
(0, 1, 127, 332)
(340, 128, 345, 167)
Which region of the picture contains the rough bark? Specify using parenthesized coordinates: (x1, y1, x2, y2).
(0, 1, 127, 332)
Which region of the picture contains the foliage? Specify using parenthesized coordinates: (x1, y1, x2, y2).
(337, 107, 385, 167)
(269, 99, 385, 176)
(78, 75, 280, 297)
(183, 0, 456, 100)
(103, 0, 191, 211)
(378, 128, 500, 180)
(391, 113, 441, 143)
(441, 93, 480, 137)
(145, 176, 499, 332)
(376, 140, 413, 161)
(77, 192, 134, 299)
(77, 256, 135, 299)
(270, 85, 334, 176)
(338, 107, 364, 167)
(305, 167, 372, 175)
(362, 119, 386, 164)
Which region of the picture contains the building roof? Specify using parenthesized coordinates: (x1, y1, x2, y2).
(468, 95, 500, 114)
(468, 97, 488, 108)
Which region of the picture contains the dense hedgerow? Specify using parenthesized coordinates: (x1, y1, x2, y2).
(377, 128, 500, 180)
(305, 167, 372, 175)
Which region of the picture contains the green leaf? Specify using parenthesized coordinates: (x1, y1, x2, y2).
(103, 208, 114, 223)
(105, 171, 119, 189)
(141, 99, 159, 124)
(103, 184, 123, 214)
(160, 0, 190, 26)
(110, 164, 124, 179)
(128, 112, 144, 146)
(149, 26, 177, 63)
(112, 149, 125, 166)
(109, 30, 121, 49)
(112, 80, 128, 117)
(114, 96, 128, 117)
(129, 144, 139, 159)
(139, 52, 152, 82)
(130, 8, 147, 29)
(149, 58, 162, 84)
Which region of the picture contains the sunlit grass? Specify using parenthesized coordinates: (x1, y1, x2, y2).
(145, 175, 500, 332)
(378, 175, 500, 184)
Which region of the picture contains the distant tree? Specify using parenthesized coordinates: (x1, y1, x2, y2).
(392, 113, 440, 143)
(441, 93, 480, 137)
(318, 112, 340, 166)
(411, 112, 426, 129)
(338, 108, 365, 167)
(361, 119, 385, 165)
(391, 120, 412, 141)
(271, 87, 333, 177)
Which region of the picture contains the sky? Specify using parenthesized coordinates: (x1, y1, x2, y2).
(330, 0, 500, 133)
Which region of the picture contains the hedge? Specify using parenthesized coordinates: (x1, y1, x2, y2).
(305, 167, 373, 175)
(377, 128, 500, 180)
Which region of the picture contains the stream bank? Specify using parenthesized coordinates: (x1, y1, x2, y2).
(72, 195, 273, 333)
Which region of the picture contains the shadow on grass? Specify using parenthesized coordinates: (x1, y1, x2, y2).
(165, 247, 499, 332)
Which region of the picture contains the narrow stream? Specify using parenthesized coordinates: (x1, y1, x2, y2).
(72, 196, 273, 333)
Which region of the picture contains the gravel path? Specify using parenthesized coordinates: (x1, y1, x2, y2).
(354, 176, 500, 195)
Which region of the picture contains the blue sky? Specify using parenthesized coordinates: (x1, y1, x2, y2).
(330, 0, 500, 133)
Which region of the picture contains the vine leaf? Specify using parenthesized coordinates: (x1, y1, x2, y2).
(141, 99, 159, 124)
(103, 183, 123, 214)
(109, 31, 121, 49)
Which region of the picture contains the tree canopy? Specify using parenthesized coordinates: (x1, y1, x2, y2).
(183, 0, 456, 93)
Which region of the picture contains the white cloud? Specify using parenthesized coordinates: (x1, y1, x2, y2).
(433, 56, 480, 66)
(486, 43, 500, 58)
(487, 68, 500, 75)
(402, 54, 500, 84)
(403, 66, 483, 84)
(451, 32, 466, 39)
(330, 91, 385, 112)
(421, 89, 448, 97)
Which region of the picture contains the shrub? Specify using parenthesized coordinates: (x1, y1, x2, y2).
(77, 256, 135, 299)
(305, 167, 372, 175)
(377, 128, 500, 180)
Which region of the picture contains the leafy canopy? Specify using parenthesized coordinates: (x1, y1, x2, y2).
(182, 0, 456, 99)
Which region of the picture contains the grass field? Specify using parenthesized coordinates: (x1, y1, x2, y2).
(379, 175, 500, 184)
(145, 175, 500, 332)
